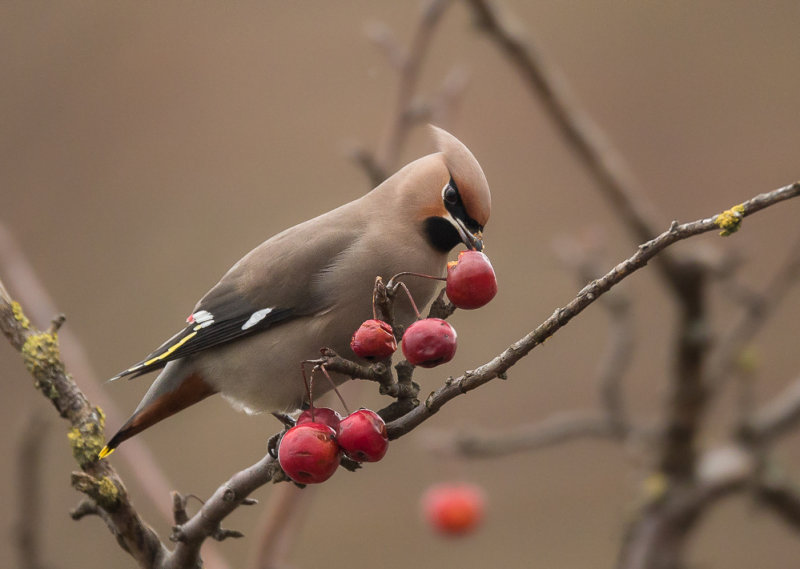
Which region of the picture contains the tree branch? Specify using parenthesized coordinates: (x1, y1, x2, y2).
(0, 284, 169, 568)
(386, 183, 800, 438)
(0, 223, 186, 531)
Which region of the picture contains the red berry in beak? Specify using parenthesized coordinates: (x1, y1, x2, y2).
(446, 250, 498, 309)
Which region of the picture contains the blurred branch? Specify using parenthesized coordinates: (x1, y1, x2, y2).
(658, 257, 710, 480)
(15, 412, 54, 569)
(706, 232, 800, 391)
(755, 471, 800, 530)
(444, 411, 621, 457)
(618, 459, 750, 569)
(247, 485, 313, 569)
(463, 0, 664, 248)
(350, 0, 468, 185)
(374, 0, 451, 172)
(741, 374, 800, 445)
(554, 232, 634, 432)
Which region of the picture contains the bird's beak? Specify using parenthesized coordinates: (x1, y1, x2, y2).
(452, 216, 484, 251)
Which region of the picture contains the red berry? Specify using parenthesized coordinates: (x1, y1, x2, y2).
(446, 250, 498, 309)
(278, 423, 341, 484)
(351, 319, 398, 360)
(421, 482, 486, 536)
(401, 318, 457, 368)
(297, 407, 343, 433)
(337, 409, 389, 462)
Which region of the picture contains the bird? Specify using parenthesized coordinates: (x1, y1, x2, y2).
(98, 126, 491, 458)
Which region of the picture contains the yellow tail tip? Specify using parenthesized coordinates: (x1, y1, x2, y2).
(97, 445, 115, 460)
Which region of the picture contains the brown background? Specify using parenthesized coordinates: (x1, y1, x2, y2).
(2, 2, 799, 568)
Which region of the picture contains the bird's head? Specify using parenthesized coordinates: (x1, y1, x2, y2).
(418, 125, 491, 253)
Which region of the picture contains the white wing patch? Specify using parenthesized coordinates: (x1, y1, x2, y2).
(242, 307, 273, 330)
(191, 310, 215, 329)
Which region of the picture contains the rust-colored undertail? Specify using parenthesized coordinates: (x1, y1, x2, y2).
(98, 373, 217, 459)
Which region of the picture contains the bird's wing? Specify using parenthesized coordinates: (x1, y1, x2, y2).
(110, 211, 363, 382)
(108, 305, 294, 381)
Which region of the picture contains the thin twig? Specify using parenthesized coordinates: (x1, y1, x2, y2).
(386, 183, 800, 439)
(375, 0, 453, 172)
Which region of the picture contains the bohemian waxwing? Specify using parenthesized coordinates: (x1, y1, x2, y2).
(99, 126, 491, 458)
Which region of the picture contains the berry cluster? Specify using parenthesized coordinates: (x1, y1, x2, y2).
(279, 407, 388, 484)
(278, 250, 497, 486)
(351, 250, 497, 367)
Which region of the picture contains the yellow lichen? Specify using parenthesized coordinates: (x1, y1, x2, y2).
(67, 417, 106, 469)
(21, 331, 64, 400)
(715, 204, 746, 236)
(21, 331, 63, 376)
(72, 473, 121, 511)
(94, 476, 121, 510)
(95, 406, 106, 427)
(12, 301, 30, 329)
(641, 472, 668, 502)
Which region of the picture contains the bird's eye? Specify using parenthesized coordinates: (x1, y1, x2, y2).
(443, 184, 458, 205)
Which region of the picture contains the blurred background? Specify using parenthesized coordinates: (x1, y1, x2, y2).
(2, 2, 799, 568)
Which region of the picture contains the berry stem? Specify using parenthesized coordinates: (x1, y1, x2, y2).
(387, 272, 447, 320)
(316, 364, 352, 415)
(389, 271, 447, 283)
(395, 281, 422, 319)
(300, 362, 315, 421)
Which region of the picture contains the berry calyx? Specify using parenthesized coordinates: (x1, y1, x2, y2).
(278, 422, 341, 484)
(446, 250, 498, 310)
(350, 319, 397, 360)
(337, 409, 389, 462)
(421, 482, 486, 536)
(401, 318, 457, 368)
(296, 406, 343, 434)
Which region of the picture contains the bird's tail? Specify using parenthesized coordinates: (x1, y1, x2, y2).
(98, 372, 217, 458)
